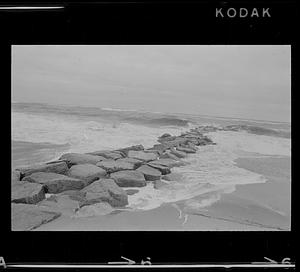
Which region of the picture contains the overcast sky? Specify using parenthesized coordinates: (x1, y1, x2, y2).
(12, 45, 291, 122)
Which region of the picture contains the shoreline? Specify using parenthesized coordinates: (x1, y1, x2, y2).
(35, 155, 291, 231)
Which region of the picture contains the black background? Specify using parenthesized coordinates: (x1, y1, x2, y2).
(0, 0, 296, 267)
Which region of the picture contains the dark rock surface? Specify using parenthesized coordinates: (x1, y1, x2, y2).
(68, 164, 107, 186)
(16, 161, 68, 178)
(59, 153, 106, 167)
(12, 181, 45, 204)
(87, 150, 123, 160)
(81, 179, 128, 207)
(116, 145, 144, 156)
(125, 189, 139, 195)
(110, 170, 147, 187)
(96, 160, 135, 173)
(23, 172, 85, 193)
(147, 163, 171, 175)
(176, 146, 196, 153)
(116, 158, 144, 169)
(128, 150, 158, 162)
(136, 165, 161, 181)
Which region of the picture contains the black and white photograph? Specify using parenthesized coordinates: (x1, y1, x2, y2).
(11, 45, 291, 231)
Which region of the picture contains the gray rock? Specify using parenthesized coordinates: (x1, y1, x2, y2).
(160, 133, 172, 138)
(115, 145, 144, 156)
(159, 137, 189, 148)
(147, 144, 170, 154)
(101, 179, 128, 206)
(125, 189, 139, 195)
(176, 146, 196, 153)
(96, 160, 135, 173)
(81, 179, 128, 207)
(11, 203, 61, 231)
(158, 136, 177, 143)
(16, 161, 68, 178)
(59, 153, 106, 167)
(170, 148, 187, 158)
(59, 190, 87, 202)
(11, 181, 45, 204)
(143, 149, 161, 156)
(128, 150, 158, 162)
(38, 194, 81, 216)
(184, 142, 198, 151)
(149, 158, 185, 168)
(68, 164, 107, 186)
(147, 163, 171, 175)
(136, 165, 161, 181)
(110, 170, 146, 187)
(87, 150, 123, 160)
(116, 158, 144, 169)
(160, 151, 181, 160)
(23, 172, 85, 194)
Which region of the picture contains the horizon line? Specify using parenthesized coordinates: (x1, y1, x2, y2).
(11, 101, 291, 124)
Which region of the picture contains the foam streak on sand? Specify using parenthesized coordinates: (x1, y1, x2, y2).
(126, 141, 267, 211)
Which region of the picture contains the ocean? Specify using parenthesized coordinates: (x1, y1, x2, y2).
(12, 102, 291, 214)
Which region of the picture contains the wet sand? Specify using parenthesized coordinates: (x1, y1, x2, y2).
(35, 156, 291, 231)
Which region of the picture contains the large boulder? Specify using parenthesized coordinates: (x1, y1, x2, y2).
(170, 148, 187, 158)
(96, 160, 135, 173)
(115, 145, 144, 156)
(185, 138, 201, 145)
(147, 144, 170, 155)
(38, 194, 81, 216)
(11, 181, 45, 204)
(110, 170, 146, 187)
(146, 163, 171, 175)
(16, 161, 68, 178)
(68, 164, 107, 186)
(81, 179, 128, 207)
(23, 172, 85, 194)
(101, 179, 128, 206)
(11, 203, 61, 231)
(115, 158, 144, 169)
(59, 153, 106, 167)
(158, 136, 177, 143)
(160, 133, 172, 138)
(59, 190, 87, 202)
(87, 150, 123, 160)
(125, 189, 139, 195)
(176, 146, 196, 154)
(183, 142, 198, 151)
(159, 137, 189, 148)
(128, 150, 158, 162)
(136, 165, 161, 181)
(160, 151, 181, 160)
(149, 158, 185, 168)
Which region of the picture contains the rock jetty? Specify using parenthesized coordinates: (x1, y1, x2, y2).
(11, 126, 216, 230)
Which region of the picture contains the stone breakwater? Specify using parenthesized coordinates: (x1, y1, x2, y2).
(11, 126, 215, 230)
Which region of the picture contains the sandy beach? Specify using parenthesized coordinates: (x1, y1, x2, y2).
(35, 155, 291, 231)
